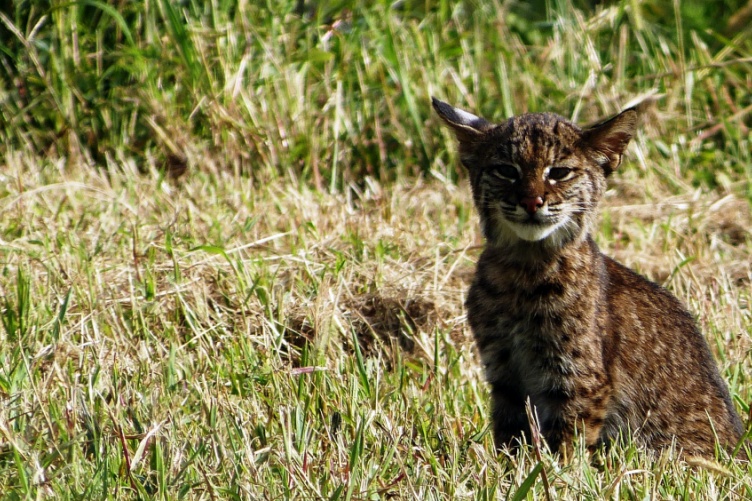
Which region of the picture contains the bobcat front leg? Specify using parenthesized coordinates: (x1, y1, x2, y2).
(532, 380, 612, 459)
(552, 387, 613, 459)
(490, 383, 532, 451)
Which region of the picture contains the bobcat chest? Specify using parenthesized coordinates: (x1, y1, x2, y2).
(476, 308, 579, 400)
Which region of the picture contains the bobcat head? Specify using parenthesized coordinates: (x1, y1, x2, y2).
(433, 98, 637, 252)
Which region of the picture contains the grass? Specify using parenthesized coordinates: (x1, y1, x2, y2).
(1, 0, 752, 498)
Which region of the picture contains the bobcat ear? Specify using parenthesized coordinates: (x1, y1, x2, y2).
(432, 97, 491, 141)
(581, 108, 638, 176)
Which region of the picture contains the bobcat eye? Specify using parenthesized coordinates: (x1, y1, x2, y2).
(548, 167, 574, 181)
(490, 164, 519, 181)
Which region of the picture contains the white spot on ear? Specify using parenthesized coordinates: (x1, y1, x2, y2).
(454, 108, 483, 127)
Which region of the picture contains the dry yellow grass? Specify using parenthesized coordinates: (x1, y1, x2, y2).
(3, 0, 752, 496)
(2, 129, 750, 496)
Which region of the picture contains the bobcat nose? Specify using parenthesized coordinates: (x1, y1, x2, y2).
(520, 196, 544, 214)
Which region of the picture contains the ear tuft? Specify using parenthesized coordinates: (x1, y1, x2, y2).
(581, 108, 638, 175)
(432, 97, 490, 141)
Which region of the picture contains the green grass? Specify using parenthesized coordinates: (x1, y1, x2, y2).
(2, 0, 752, 498)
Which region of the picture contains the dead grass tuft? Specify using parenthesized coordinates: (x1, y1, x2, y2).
(343, 291, 436, 356)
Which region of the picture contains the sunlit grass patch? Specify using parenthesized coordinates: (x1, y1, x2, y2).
(2, 148, 751, 497)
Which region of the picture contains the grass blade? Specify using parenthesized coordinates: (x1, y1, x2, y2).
(508, 462, 543, 501)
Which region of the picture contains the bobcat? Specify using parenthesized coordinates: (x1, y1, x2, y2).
(432, 97, 745, 457)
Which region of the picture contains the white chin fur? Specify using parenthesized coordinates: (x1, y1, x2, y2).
(505, 220, 564, 242)
(486, 209, 580, 248)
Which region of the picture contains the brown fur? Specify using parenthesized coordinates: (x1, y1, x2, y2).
(432, 97, 744, 457)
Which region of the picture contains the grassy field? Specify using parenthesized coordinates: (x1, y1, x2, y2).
(1, 0, 752, 498)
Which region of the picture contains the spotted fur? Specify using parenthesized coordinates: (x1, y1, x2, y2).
(433, 97, 744, 457)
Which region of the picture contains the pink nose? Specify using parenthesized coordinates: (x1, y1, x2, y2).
(520, 196, 544, 214)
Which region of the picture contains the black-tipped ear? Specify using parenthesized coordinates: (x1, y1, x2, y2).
(432, 97, 490, 141)
(581, 108, 638, 175)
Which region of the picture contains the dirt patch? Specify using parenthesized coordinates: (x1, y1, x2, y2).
(705, 196, 751, 247)
(281, 291, 438, 365)
(343, 292, 436, 357)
